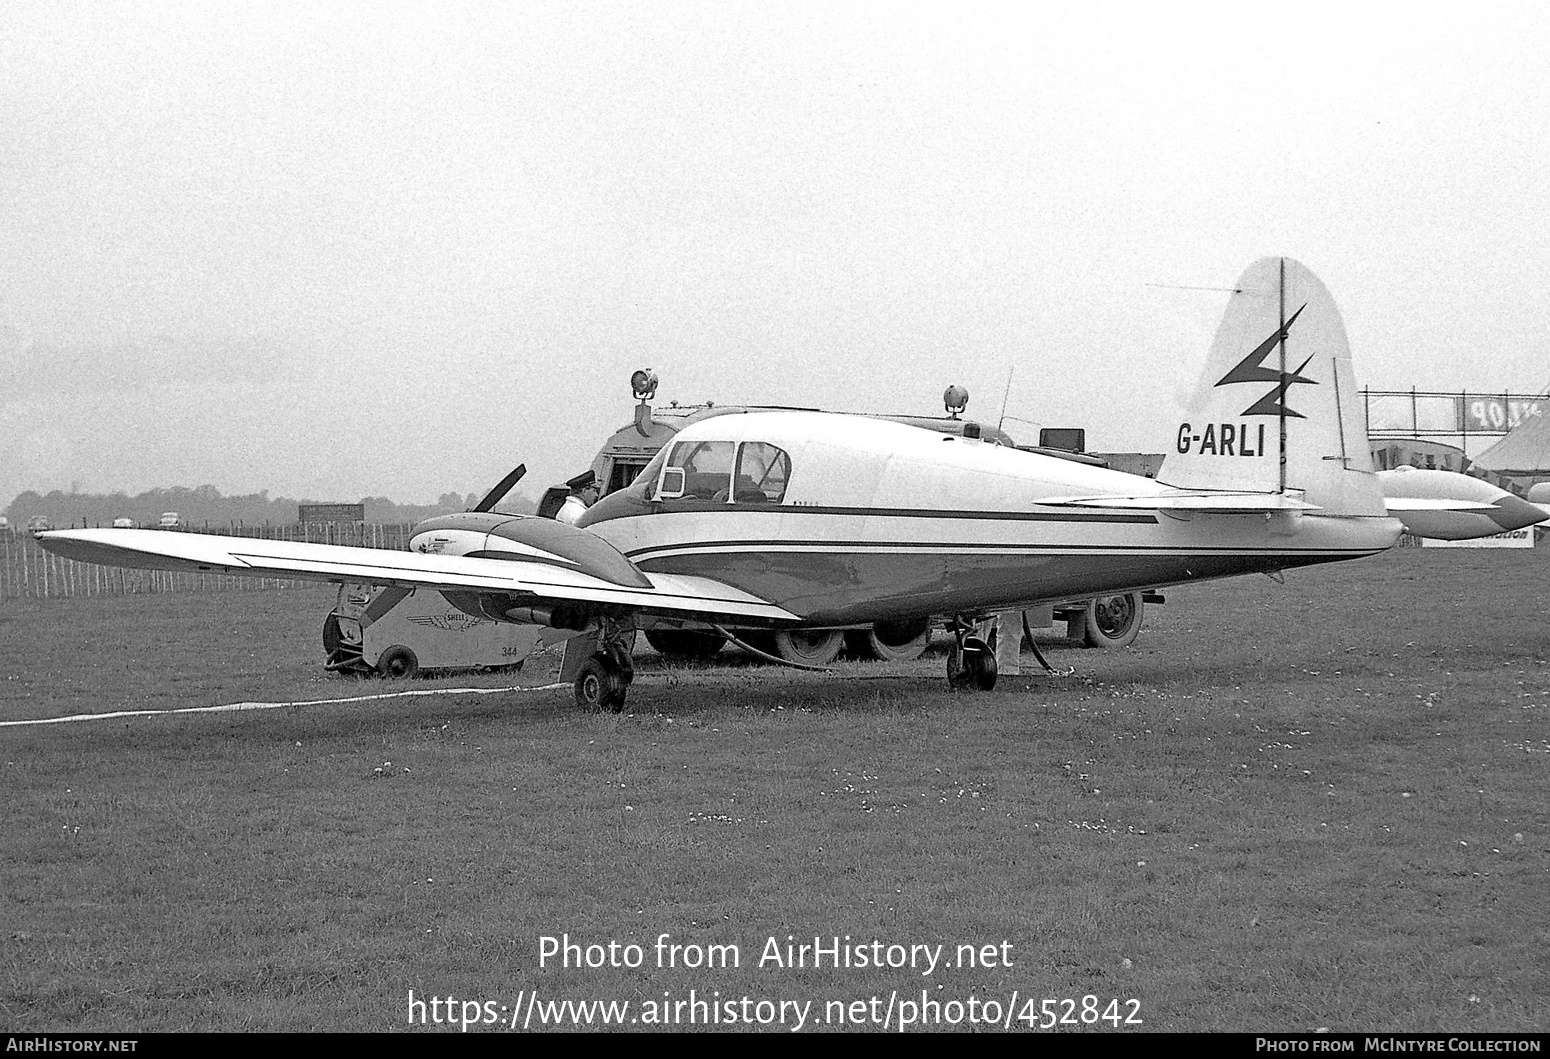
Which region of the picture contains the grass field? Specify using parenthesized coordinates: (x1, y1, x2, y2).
(1, 549, 1547, 1032)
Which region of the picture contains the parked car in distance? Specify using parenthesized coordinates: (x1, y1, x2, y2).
(158, 512, 181, 529)
(113, 517, 134, 529)
(27, 516, 52, 535)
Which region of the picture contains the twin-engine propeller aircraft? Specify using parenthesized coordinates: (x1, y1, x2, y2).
(40, 258, 1543, 711)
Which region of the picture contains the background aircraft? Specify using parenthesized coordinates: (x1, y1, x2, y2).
(41, 258, 1537, 711)
(1377, 467, 1546, 541)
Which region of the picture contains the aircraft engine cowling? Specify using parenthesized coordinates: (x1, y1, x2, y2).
(408, 512, 651, 588)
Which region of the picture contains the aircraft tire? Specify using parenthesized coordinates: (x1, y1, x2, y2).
(969, 648, 998, 691)
(772, 629, 845, 666)
(946, 649, 974, 689)
(575, 655, 628, 712)
(376, 645, 420, 679)
(1076, 593, 1144, 649)
(848, 618, 933, 662)
(644, 629, 727, 661)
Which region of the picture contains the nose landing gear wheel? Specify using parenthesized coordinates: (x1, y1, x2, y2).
(946, 620, 998, 691)
(947, 646, 998, 691)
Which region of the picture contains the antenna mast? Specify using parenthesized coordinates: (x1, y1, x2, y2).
(1277, 257, 1288, 494)
(996, 366, 1015, 433)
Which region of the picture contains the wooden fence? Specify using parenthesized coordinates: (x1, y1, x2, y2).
(0, 524, 417, 602)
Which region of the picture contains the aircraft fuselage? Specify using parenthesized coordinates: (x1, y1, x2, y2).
(562, 411, 1400, 625)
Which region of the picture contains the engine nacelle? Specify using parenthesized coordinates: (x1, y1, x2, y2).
(409, 512, 651, 588)
(440, 591, 593, 631)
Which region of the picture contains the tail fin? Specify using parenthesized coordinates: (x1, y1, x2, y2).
(1157, 257, 1384, 516)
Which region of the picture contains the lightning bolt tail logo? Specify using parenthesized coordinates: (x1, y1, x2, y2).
(1214, 302, 1317, 417)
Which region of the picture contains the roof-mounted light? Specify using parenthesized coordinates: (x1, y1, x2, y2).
(944, 385, 969, 419)
(631, 369, 659, 401)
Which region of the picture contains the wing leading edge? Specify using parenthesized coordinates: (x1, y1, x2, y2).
(37, 528, 797, 624)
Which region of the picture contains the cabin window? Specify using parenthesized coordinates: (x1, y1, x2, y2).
(662, 440, 735, 500)
(733, 442, 791, 504)
(629, 446, 671, 499)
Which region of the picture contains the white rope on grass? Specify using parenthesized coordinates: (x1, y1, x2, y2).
(0, 683, 568, 728)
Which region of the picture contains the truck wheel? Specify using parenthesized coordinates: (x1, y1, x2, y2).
(739, 631, 779, 657)
(323, 613, 343, 657)
(644, 629, 727, 661)
(1076, 593, 1144, 648)
(772, 629, 844, 666)
(376, 645, 420, 678)
(847, 617, 933, 662)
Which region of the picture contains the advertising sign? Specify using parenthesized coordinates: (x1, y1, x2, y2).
(298, 503, 366, 523)
(1462, 398, 1544, 434)
(1421, 527, 1536, 549)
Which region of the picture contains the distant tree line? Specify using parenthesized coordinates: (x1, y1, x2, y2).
(3, 485, 536, 529)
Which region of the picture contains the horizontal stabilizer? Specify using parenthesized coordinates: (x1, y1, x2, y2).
(1042, 491, 1323, 513)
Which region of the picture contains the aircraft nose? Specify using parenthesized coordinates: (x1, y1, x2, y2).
(1490, 492, 1549, 532)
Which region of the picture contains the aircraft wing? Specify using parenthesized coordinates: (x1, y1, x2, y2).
(1379, 497, 1496, 513)
(1040, 491, 1323, 513)
(37, 528, 797, 624)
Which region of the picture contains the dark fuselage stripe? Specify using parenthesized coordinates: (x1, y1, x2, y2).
(623, 540, 1383, 561)
(607, 503, 1159, 524)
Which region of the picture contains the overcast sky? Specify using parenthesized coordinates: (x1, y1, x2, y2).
(3, 1, 1547, 507)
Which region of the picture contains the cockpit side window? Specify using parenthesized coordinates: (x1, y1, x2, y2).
(733, 442, 791, 504)
(662, 440, 735, 501)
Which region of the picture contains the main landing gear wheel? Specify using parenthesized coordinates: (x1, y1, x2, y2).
(574, 644, 635, 712)
(1072, 593, 1144, 649)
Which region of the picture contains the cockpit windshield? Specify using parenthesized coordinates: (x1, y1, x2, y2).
(664, 440, 735, 500)
(656, 439, 792, 504)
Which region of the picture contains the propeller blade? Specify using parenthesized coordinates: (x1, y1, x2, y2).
(470, 464, 527, 512)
